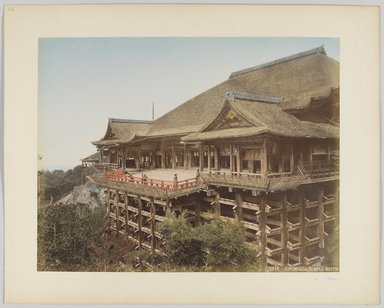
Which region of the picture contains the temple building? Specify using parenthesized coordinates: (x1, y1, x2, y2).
(87, 46, 339, 268)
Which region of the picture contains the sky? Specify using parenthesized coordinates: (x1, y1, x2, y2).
(38, 37, 339, 171)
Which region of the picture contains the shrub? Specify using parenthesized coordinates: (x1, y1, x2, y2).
(38, 203, 108, 270)
(157, 211, 204, 267)
(158, 212, 258, 271)
(197, 218, 254, 271)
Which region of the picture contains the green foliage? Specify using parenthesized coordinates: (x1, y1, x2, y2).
(197, 218, 254, 270)
(38, 203, 108, 270)
(158, 212, 204, 267)
(158, 212, 258, 271)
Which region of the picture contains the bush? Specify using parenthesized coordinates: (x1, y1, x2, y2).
(158, 212, 258, 271)
(38, 203, 108, 270)
(197, 218, 254, 270)
(157, 212, 204, 267)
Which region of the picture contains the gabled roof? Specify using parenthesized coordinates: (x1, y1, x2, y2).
(146, 46, 338, 138)
(92, 118, 153, 146)
(181, 94, 339, 142)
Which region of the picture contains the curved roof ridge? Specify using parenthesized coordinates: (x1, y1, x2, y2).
(225, 91, 282, 104)
(229, 46, 326, 78)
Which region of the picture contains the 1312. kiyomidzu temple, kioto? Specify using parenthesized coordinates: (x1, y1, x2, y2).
(85, 46, 339, 270)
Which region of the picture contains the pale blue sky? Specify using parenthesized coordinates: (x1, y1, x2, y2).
(38, 37, 339, 171)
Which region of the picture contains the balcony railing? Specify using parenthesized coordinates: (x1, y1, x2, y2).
(102, 169, 201, 192)
(200, 160, 339, 191)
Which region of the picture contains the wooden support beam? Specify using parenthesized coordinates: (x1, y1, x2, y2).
(214, 192, 221, 215)
(290, 144, 294, 173)
(199, 143, 204, 171)
(124, 192, 129, 236)
(237, 146, 241, 173)
(171, 144, 176, 169)
(318, 186, 325, 258)
(261, 138, 268, 177)
(229, 144, 233, 172)
(160, 143, 165, 169)
(137, 196, 143, 248)
(281, 191, 288, 266)
(299, 189, 306, 264)
(234, 191, 243, 221)
(149, 197, 156, 253)
(214, 145, 219, 170)
(259, 193, 267, 269)
(115, 192, 120, 238)
(183, 144, 188, 169)
(207, 145, 211, 170)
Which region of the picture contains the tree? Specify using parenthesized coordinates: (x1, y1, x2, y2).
(38, 203, 108, 270)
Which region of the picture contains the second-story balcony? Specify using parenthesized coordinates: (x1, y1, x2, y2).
(200, 160, 339, 192)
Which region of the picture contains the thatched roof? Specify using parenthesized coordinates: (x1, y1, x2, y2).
(181, 94, 339, 142)
(94, 47, 339, 146)
(92, 118, 153, 146)
(146, 46, 338, 138)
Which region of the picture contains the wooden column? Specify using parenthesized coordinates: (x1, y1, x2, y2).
(195, 199, 201, 226)
(259, 193, 267, 269)
(290, 144, 294, 173)
(183, 144, 188, 169)
(237, 146, 241, 173)
(149, 197, 156, 253)
(199, 143, 204, 171)
(214, 145, 219, 170)
(229, 144, 233, 172)
(137, 196, 143, 248)
(115, 192, 120, 238)
(171, 144, 176, 169)
(318, 186, 325, 258)
(299, 189, 306, 265)
(207, 145, 211, 170)
(261, 138, 268, 177)
(214, 193, 221, 215)
(281, 191, 288, 266)
(124, 193, 129, 236)
(234, 191, 243, 221)
(160, 143, 165, 169)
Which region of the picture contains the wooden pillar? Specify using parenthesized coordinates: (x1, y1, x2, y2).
(160, 143, 165, 169)
(106, 189, 111, 217)
(318, 186, 325, 258)
(299, 189, 306, 265)
(237, 146, 241, 173)
(290, 144, 294, 173)
(149, 197, 156, 253)
(281, 191, 288, 266)
(115, 192, 120, 238)
(136, 150, 141, 170)
(259, 193, 267, 269)
(171, 144, 176, 169)
(137, 196, 143, 248)
(199, 143, 204, 171)
(229, 144, 233, 172)
(183, 144, 188, 169)
(234, 191, 243, 221)
(214, 145, 219, 170)
(207, 145, 211, 170)
(214, 193, 221, 215)
(124, 193, 129, 236)
(261, 138, 268, 177)
(195, 199, 201, 226)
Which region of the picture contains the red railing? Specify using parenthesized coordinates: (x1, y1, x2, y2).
(103, 169, 200, 192)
